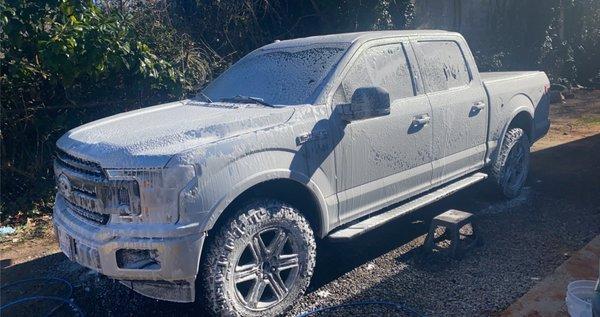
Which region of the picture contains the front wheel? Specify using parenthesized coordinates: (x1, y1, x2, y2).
(201, 199, 316, 317)
(490, 127, 531, 198)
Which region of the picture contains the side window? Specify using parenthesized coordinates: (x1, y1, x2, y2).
(416, 41, 470, 92)
(336, 43, 415, 104)
(338, 53, 370, 103)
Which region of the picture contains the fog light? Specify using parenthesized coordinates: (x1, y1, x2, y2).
(116, 249, 160, 270)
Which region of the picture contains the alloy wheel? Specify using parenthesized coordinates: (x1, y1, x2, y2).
(233, 227, 300, 310)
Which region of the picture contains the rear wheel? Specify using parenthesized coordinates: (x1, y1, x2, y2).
(490, 127, 530, 198)
(201, 199, 316, 316)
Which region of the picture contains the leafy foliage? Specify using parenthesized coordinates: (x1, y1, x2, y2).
(538, 6, 578, 86)
(464, 0, 600, 85)
(542, 0, 600, 85)
(0, 0, 207, 221)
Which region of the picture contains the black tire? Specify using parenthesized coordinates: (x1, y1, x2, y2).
(200, 199, 316, 317)
(490, 127, 531, 198)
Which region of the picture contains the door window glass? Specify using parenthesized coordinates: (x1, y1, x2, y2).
(416, 41, 470, 92)
(337, 43, 415, 104)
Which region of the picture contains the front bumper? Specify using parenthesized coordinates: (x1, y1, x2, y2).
(53, 194, 206, 302)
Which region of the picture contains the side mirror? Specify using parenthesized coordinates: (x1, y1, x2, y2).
(340, 87, 390, 122)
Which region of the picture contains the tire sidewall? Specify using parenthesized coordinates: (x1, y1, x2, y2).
(201, 199, 316, 317)
(492, 128, 531, 198)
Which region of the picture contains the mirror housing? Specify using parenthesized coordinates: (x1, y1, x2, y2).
(340, 87, 391, 122)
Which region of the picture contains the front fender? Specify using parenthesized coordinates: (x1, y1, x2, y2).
(178, 149, 332, 237)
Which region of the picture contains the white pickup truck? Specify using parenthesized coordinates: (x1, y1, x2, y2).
(53, 30, 550, 316)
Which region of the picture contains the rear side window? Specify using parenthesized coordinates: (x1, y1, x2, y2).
(337, 43, 415, 104)
(416, 41, 470, 92)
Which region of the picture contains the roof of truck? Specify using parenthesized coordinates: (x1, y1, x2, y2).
(261, 30, 458, 50)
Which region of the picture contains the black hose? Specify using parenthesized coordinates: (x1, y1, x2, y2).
(297, 300, 425, 317)
(0, 277, 84, 316)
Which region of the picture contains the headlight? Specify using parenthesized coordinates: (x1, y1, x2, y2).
(104, 165, 196, 224)
(99, 179, 141, 216)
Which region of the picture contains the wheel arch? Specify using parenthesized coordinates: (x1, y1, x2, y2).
(206, 173, 330, 239)
(495, 94, 535, 160)
(505, 94, 535, 137)
(507, 111, 533, 138)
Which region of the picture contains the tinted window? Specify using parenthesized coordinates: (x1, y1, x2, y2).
(417, 41, 470, 92)
(337, 43, 415, 104)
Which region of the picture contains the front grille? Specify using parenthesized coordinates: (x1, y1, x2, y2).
(55, 149, 140, 225)
(65, 199, 110, 225)
(56, 149, 104, 178)
(55, 149, 108, 224)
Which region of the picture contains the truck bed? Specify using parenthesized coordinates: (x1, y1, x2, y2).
(481, 71, 550, 161)
(480, 71, 543, 83)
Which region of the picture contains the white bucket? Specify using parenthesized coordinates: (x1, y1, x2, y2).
(566, 280, 595, 317)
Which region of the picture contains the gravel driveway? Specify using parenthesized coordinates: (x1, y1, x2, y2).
(2, 92, 600, 316)
(286, 118, 600, 316)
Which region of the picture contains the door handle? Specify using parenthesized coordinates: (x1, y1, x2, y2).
(472, 101, 486, 110)
(412, 114, 431, 125)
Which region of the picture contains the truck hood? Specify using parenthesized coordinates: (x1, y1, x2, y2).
(56, 100, 295, 168)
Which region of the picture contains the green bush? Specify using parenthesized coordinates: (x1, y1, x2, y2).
(0, 0, 206, 221)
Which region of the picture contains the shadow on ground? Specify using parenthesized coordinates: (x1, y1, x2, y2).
(300, 134, 600, 316)
(1, 135, 599, 316)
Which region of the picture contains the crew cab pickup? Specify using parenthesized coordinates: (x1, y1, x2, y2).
(53, 30, 550, 316)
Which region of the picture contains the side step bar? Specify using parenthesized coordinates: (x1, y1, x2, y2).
(328, 172, 488, 241)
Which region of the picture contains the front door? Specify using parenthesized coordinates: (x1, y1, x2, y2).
(412, 38, 488, 185)
(331, 40, 433, 224)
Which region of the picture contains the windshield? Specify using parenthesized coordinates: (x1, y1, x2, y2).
(202, 46, 346, 106)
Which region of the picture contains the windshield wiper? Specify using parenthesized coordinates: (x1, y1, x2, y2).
(220, 95, 276, 108)
(196, 92, 213, 103)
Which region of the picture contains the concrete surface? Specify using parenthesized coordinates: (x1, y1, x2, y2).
(502, 235, 600, 317)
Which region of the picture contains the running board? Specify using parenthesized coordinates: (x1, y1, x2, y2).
(328, 172, 488, 241)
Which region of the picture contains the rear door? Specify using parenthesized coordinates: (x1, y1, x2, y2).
(330, 38, 434, 223)
(412, 36, 488, 185)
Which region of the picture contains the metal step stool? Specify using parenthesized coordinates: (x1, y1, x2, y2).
(423, 209, 479, 258)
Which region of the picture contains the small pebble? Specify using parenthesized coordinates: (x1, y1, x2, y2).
(316, 290, 330, 298)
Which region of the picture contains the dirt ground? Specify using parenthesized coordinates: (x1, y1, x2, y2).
(1, 89, 599, 316)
